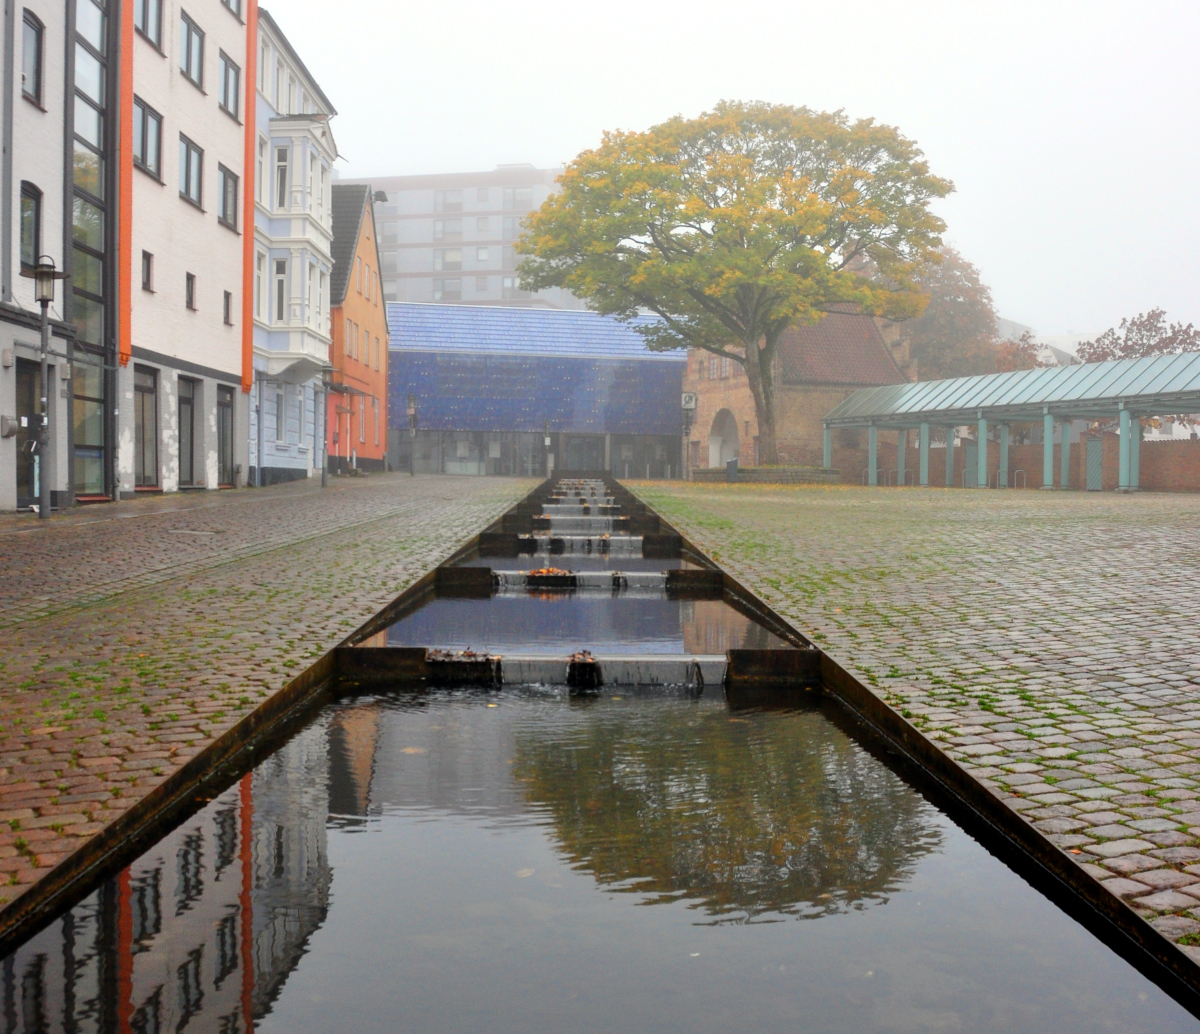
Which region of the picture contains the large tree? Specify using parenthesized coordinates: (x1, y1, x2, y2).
(1076, 308, 1200, 362)
(517, 101, 953, 464)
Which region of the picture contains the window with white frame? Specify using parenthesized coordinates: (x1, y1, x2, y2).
(359, 397, 365, 442)
(274, 147, 287, 209)
(274, 258, 286, 321)
(344, 317, 352, 355)
(254, 252, 264, 317)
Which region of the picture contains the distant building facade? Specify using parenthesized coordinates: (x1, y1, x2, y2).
(328, 183, 389, 472)
(248, 9, 336, 485)
(342, 166, 582, 311)
(0, 0, 76, 510)
(685, 312, 909, 469)
(388, 303, 684, 477)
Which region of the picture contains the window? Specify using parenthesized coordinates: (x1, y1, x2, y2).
(180, 13, 203, 87)
(19, 183, 40, 270)
(217, 165, 237, 229)
(132, 97, 162, 177)
(215, 913, 238, 989)
(475, 276, 488, 292)
(217, 385, 234, 485)
(359, 397, 365, 442)
(433, 248, 461, 271)
(21, 11, 42, 104)
(433, 278, 461, 302)
(503, 186, 533, 211)
(476, 247, 489, 263)
(178, 378, 195, 485)
(179, 135, 202, 206)
(185, 272, 196, 309)
(476, 216, 488, 233)
(433, 218, 461, 241)
(218, 52, 239, 117)
(223, 290, 233, 324)
(433, 188, 462, 213)
(134, 0, 161, 46)
(373, 397, 379, 445)
(374, 336, 380, 371)
(274, 147, 287, 209)
(708, 356, 718, 379)
(318, 271, 326, 319)
(256, 138, 266, 202)
(275, 391, 284, 440)
(501, 276, 528, 301)
(254, 252, 264, 316)
(344, 317, 352, 355)
(306, 264, 314, 324)
(274, 259, 286, 321)
(141, 250, 153, 290)
(355, 256, 361, 292)
(720, 357, 731, 378)
(364, 264, 371, 296)
(220, 0, 240, 17)
(352, 322, 359, 359)
(502, 216, 519, 240)
(476, 187, 488, 203)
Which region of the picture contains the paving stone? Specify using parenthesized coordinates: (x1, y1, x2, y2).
(1153, 915, 1200, 940)
(1087, 839, 1157, 858)
(1132, 890, 1200, 912)
(1084, 824, 1142, 839)
(1153, 846, 1200, 864)
(1033, 818, 1088, 834)
(1145, 831, 1193, 847)
(1100, 877, 1153, 898)
(1131, 869, 1200, 891)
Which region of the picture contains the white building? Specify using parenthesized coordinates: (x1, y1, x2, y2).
(248, 8, 335, 485)
(121, 0, 252, 496)
(0, 0, 75, 511)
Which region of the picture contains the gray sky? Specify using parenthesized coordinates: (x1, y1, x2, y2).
(272, 0, 1199, 339)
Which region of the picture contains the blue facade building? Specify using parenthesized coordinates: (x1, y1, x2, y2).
(388, 304, 686, 476)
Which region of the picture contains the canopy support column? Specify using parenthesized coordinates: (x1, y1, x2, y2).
(998, 424, 1010, 488)
(823, 425, 832, 469)
(1059, 419, 1072, 490)
(976, 416, 988, 488)
(896, 429, 906, 486)
(945, 428, 956, 487)
(919, 423, 929, 486)
(1118, 405, 1131, 491)
(1042, 409, 1055, 488)
(868, 424, 878, 486)
(1131, 417, 1141, 489)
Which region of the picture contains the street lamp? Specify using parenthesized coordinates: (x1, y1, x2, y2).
(681, 392, 698, 481)
(19, 256, 69, 519)
(319, 370, 332, 488)
(407, 393, 418, 477)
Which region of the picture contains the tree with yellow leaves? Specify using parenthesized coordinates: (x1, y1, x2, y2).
(518, 101, 953, 464)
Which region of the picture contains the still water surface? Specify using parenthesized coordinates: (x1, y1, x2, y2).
(4, 691, 1195, 1032)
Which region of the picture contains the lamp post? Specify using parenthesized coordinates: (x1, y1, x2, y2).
(681, 392, 697, 481)
(406, 393, 418, 477)
(320, 370, 331, 488)
(20, 256, 69, 519)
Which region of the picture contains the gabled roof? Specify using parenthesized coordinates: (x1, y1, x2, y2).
(330, 184, 370, 306)
(778, 312, 905, 387)
(387, 303, 685, 362)
(257, 8, 337, 116)
(824, 351, 1200, 427)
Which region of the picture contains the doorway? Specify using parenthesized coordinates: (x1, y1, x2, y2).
(178, 378, 196, 486)
(1086, 437, 1102, 491)
(15, 358, 40, 508)
(563, 435, 604, 471)
(217, 385, 234, 486)
(134, 366, 158, 487)
(708, 409, 739, 468)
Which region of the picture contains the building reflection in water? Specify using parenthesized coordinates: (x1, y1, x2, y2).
(513, 702, 943, 922)
(0, 703, 380, 1033)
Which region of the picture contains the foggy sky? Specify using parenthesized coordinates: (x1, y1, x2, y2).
(270, 0, 1200, 340)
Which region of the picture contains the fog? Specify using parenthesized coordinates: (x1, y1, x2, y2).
(269, 0, 1200, 339)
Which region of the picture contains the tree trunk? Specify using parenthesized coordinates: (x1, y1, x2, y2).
(742, 338, 778, 465)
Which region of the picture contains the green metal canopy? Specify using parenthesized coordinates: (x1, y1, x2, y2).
(823, 352, 1200, 429)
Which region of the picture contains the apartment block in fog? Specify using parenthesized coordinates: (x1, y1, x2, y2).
(342, 165, 582, 310)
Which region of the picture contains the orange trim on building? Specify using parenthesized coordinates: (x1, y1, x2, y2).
(240, 772, 256, 1032)
(241, 0, 259, 394)
(116, 867, 134, 1033)
(117, 0, 134, 366)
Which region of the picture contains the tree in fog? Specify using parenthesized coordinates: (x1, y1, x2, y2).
(1076, 308, 1200, 362)
(517, 101, 952, 464)
(905, 247, 1041, 379)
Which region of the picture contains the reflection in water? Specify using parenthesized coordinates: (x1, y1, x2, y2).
(514, 702, 942, 922)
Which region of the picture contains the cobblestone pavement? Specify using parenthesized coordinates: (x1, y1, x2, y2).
(636, 480, 1200, 957)
(0, 474, 533, 908)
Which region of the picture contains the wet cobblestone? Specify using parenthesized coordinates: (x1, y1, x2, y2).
(0, 474, 533, 908)
(637, 481, 1200, 950)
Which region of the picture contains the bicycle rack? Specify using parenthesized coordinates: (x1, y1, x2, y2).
(1013, 469, 1027, 489)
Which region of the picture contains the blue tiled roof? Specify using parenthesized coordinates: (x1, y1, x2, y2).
(387, 303, 685, 362)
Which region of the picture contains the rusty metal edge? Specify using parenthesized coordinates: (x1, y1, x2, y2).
(619, 480, 1200, 1012)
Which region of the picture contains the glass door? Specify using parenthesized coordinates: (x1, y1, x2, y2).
(178, 378, 195, 485)
(15, 359, 39, 507)
(217, 385, 234, 486)
(134, 366, 158, 487)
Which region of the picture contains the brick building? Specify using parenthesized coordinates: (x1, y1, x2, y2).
(685, 311, 911, 469)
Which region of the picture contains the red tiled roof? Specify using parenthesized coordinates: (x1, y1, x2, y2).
(778, 312, 905, 386)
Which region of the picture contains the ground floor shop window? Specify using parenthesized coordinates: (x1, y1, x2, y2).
(72, 348, 106, 496)
(134, 366, 158, 487)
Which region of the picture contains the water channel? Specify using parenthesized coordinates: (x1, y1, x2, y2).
(1, 477, 1196, 1031)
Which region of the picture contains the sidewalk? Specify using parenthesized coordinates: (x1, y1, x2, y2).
(0, 474, 534, 906)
